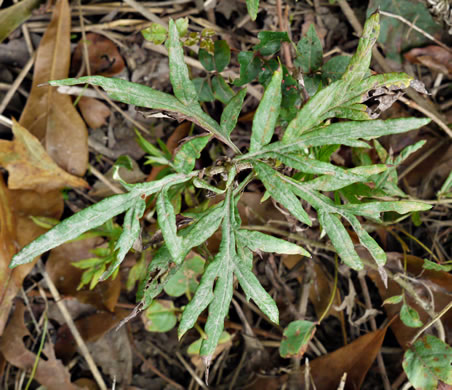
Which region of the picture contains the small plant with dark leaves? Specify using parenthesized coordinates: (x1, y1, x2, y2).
(11, 12, 442, 375)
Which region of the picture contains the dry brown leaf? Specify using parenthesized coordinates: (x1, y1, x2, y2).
(0, 301, 81, 390)
(306, 324, 390, 390)
(78, 96, 110, 129)
(46, 238, 121, 312)
(404, 45, 452, 76)
(0, 120, 88, 192)
(71, 32, 125, 77)
(0, 176, 63, 334)
(54, 309, 130, 363)
(19, 0, 88, 176)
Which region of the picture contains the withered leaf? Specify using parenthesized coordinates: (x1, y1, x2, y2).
(0, 177, 63, 334)
(0, 120, 88, 192)
(19, 0, 88, 176)
(0, 301, 81, 390)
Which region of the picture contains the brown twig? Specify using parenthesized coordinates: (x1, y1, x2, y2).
(379, 10, 452, 53)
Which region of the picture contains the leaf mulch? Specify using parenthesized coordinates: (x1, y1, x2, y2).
(0, 0, 451, 389)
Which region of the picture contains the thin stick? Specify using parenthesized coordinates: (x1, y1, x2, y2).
(409, 300, 452, 346)
(175, 351, 209, 390)
(122, 0, 167, 27)
(398, 96, 452, 138)
(88, 164, 124, 194)
(39, 261, 107, 390)
(0, 54, 35, 115)
(379, 10, 452, 54)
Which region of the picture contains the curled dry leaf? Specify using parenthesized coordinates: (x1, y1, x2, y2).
(78, 95, 110, 129)
(0, 120, 88, 192)
(71, 32, 125, 77)
(0, 301, 81, 390)
(71, 33, 124, 130)
(0, 176, 63, 334)
(19, 0, 88, 176)
(405, 45, 452, 76)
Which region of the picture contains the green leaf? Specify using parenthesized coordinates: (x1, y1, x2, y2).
(49, 76, 239, 152)
(295, 25, 323, 73)
(233, 253, 279, 323)
(280, 320, 316, 358)
(234, 52, 262, 86)
(212, 75, 235, 104)
(141, 23, 167, 45)
(220, 88, 247, 136)
(175, 17, 188, 37)
(135, 129, 169, 161)
(342, 200, 432, 220)
(102, 197, 146, 280)
(438, 171, 452, 197)
(164, 255, 205, 297)
(342, 12, 380, 85)
(139, 204, 225, 306)
(157, 188, 184, 263)
(284, 117, 431, 151)
(10, 172, 195, 268)
(344, 213, 386, 266)
(403, 335, 452, 390)
(249, 68, 282, 152)
(10, 193, 134, 268)
(383, 295, 403, 305)
(192, 78, 215, 102)
(199, 48, 215, 71)
(400, 303, 423, 328)
(282, 11, 418, 142)
(214, 40, 231, 72)
(173, 135, 210, 174)
(187, 331, 231, 355)
(254, 31, 290, 56)
(0, 0, 43, 44)
(178, 255, 222, 339)
(246, 0, 259, 21)
(253, 161, 312, 226)
(422, 259, 452, 272)
(166, 19, 198, 105)
(142, 300, 177, 332)
(237, 230, 310, 257)
(318, 210, 363, 270)
(321, 55, 351, 82)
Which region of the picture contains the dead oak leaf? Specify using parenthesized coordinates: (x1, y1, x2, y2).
(0, 301, 81, 390)
(0, 120, 88, 192)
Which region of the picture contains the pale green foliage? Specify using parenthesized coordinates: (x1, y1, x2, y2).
(403, 335, 452, 390)
(10, 12, 433, 364)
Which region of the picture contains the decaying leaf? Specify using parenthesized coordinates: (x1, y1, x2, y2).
(305, 324, 390, 389)
(54, 309, 130, 363)
(77, 96, 110, 129)
(71, 32, 125, 77)
(0, 301, 81, 390)
(0, 177, 63, 335)
(19, 0, 88, 176)
(0, 120, 88, 192)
